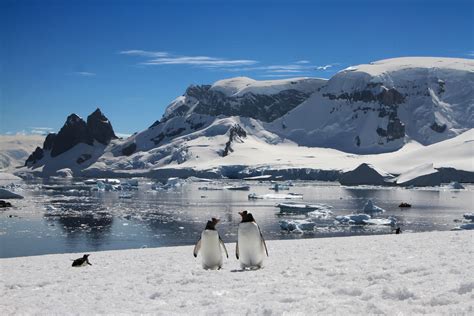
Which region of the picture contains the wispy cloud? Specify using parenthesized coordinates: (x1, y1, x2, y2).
(119, 50, 169, 57)
(121, 50, 342, 76)
(121, 50, 257, 68)
(29, 127, 54, 135)
(467, 51, 474, 57)
(73, 71, 96, 76)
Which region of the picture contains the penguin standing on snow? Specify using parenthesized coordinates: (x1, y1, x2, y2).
(193, 218, 228, 270)
(72, 254, 92, 267)
(236, 211, 268, 269)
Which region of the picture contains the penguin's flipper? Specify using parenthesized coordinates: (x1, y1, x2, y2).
(258, 225, 269, 257)
(235, 240, 239, 260)
(193, 238, 202, 258)
(219, 236, 228, 258)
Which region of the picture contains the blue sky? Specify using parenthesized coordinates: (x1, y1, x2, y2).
(1, 0, 473, 136)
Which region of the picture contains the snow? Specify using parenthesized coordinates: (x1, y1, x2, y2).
(210, 76, 323, 97)
(1, 231, 471, 315)
(0, 135, 44, 171)
(395, 163, 441, 186)
(0, 188, 24, 199)
(269, 57, 474, 153)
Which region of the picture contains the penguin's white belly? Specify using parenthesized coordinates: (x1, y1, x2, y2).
(200, 230, 223, 269)
(238, 222, 265, 268)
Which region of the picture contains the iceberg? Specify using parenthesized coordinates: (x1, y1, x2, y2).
(362, 200, 385, 214)
(248, 193, 303, 200)
(335, 214, 371, 225)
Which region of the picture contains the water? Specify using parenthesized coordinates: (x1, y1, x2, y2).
(1, 179, 472, 258)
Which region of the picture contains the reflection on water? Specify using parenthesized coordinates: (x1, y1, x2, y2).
(0, 178, 472, 258)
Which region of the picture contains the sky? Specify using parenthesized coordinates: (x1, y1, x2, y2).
(1, 0, 473, 136)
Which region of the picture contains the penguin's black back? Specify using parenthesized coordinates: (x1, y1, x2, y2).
(72, 254, 90, 267)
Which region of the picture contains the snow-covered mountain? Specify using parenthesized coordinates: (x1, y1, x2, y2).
(270, 57, 474, 153)
(20, 57, 474, 180)
(0, 135, 44, 171)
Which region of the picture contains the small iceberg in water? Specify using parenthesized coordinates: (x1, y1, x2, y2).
(363, 200, 385, 214)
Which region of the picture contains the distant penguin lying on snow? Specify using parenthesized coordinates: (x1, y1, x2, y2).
(236, 211, 268, 269)
(72, 254, 92, 267)
(193, 218, 228, 270)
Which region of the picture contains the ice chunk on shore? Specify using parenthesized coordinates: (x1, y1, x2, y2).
(0, 188, 24, 199)
(363, 200, 385, 214)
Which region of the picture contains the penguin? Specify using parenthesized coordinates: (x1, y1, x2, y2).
(72, 254, 92, 267)
(236, 211, 268, 269)
(193, 218, 228, 270)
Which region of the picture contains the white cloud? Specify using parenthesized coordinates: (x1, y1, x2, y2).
(295, 60, 310, 64)
(73, 72, 96, 76)
(119, 50, 169, 57)
(29, 127, 54, 135)
(468, 51, 474, 57)
(122, 50, 257, 68)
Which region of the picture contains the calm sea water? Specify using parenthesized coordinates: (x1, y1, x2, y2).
(1, 179, 472, 258)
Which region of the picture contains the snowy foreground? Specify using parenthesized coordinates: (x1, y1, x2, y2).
(1, 232, 473, 315)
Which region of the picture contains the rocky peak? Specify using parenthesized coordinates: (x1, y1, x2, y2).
(25, 109, 117, 162)
(87, 108, 117, 145)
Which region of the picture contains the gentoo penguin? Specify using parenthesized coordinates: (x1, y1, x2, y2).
(193, 218, 228, 270)
(72, 254, 92, 267)
(236, 211, 268, 269)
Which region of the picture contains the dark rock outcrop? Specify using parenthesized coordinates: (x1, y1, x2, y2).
(25, 147, 44, 166)
(121, 143, 136, 156)
(430, 122, 447, 133)
(167, 84, 312, 123)
(25, 108, 117, 164)
(50, 114, 93, 157)
(87, 108, 117, 144)
(222, 125, 247, 157)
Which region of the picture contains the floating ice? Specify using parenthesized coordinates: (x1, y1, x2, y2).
(279, 219, 315, 232)
(363, 217, 397, 226)
(336, 214, 371, 225)
(248, 193, 303, 200)
(224, 185, 250, 191)
(269, 183, 289, 191)
(277, 203, 331, 213)
(363, 200, 385, 214)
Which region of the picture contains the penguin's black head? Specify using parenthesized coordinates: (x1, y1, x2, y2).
(205, 217, 220, 230)
(239, 211, 255, 223)
(83, 254, 90, 259)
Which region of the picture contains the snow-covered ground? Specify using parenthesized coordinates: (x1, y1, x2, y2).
(1, 231, 472, 315)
